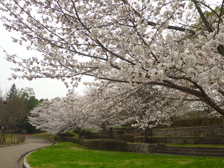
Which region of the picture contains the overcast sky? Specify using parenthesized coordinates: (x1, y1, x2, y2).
(0, 22, 90, 100)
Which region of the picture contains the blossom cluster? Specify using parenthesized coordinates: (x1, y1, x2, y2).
(1, 0, 224, 119)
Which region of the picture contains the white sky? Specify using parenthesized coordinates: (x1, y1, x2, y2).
(0, 22, 90, 100)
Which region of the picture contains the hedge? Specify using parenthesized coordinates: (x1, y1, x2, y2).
(80, 139, 128, 151)
(55, 136, 128, 151)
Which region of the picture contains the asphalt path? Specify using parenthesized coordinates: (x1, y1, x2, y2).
(0, 136, 53, 168)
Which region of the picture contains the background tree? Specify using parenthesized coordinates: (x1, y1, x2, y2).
(17, 87, 41, 133)
(6, 83, 17, 101)
(0, 84, 40, 143)
(0, 84, 27, 143)
(0, 98, 7, 143)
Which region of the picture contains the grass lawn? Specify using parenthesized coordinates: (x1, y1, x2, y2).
(27, 142, 224, 168)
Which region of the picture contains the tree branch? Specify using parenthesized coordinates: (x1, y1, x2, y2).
(192, 0, 213, 32)
(217, 0, 224, 33)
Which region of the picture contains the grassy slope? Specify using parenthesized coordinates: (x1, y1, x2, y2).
(27, 142, 224, 168)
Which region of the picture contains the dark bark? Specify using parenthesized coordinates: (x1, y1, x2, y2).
(78, 129, 82, 140)
(192, 0, 213, 33)
(148, 128, 153, 136)
(217, 45, 224, 56)
(102, 123, 106, 131)
(109, 127, 113, 139)
(144, 128, 148, 143)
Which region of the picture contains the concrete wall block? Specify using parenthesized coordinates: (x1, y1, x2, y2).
(152, 125, 224, 138)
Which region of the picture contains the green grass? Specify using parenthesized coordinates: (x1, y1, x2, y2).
(27, 142, 224, 168)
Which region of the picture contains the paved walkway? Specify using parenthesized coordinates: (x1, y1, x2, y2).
(0, 136, 54, 168)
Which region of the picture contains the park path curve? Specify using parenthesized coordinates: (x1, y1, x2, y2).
(0, 136, 54, 168)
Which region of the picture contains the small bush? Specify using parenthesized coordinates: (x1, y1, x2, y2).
(85, 134, 110, 139)
(147, 136, 165, 143)
(73, 129, 93, 136)
(115, 134, 139, 142)
(62, 132, 75, 137)
(55, 136, 80, 143)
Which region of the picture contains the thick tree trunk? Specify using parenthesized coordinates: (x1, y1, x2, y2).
(148, 128, 153, 136)
(109, 127, 113, 139)
(144, 128, 148, 143)
(102, 123, 106, 131)
(160, 80, 224, 116)
(78, 129, 82, 140)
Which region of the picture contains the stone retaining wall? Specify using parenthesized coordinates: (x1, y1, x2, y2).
(134, 136, 202, 144)
(55, 136, 163, 153)
(128, 143, 164, 153)
(152, 125, 224, 137)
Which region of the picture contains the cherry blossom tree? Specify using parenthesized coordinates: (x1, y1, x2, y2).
(28, 80, 197, 140)
(28, 95, 101, 139)
(1, 0, 224, 117)
(84, 81, 191, 141)
(84, 83, 137, 138)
